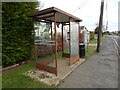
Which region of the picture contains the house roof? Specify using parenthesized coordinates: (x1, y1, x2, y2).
(80, 26, 89, 32)
(80, 26, 85, 30)
(28, 7, 82, 23)
(80, 26, 87, 30)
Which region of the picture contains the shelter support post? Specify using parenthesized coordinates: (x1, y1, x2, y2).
(51, 22, 53, 39)
(54, 12, 58, 76)
(69, 19, 71, 66)
(69, 19, 80, 66)
(62, 23, 64, 56)
(78, 22, 80, 57)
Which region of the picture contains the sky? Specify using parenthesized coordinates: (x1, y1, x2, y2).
(38, 0, 119, 32)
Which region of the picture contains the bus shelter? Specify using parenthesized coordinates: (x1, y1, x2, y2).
(28, 7, 82, 76)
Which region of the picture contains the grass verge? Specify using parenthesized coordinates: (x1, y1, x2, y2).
(89, 35, 106, 44)
(85, 46, 97, 59)
(2, 51, 63, 88)
(2, 62, 56, 88)
(89, 39, 97, 43)
(84, 35, 107, 59)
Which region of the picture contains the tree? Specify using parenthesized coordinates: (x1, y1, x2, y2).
(94, 26, 99, 34)
(2, 2, 39, 67)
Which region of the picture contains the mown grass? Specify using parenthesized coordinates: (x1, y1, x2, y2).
(0, 72, 1, 89)
(102, 35, 107, 38)
(84, 35, 107, 59)
(2, 62, 56, 88)
(89, 35, 106, 44)
(0, 66, 2, 70)
(89, 39, 97, 43)
(2, 51, 64, 88)
(89, 38, 105, 44)
(85, 46, 97, 59)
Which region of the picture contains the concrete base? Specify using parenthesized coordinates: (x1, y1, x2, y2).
(25, 58, 85, 86)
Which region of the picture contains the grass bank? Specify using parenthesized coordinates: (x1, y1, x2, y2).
(2, 51, 64, 88)
(84, 35, 107, 59)
(2, 61, 56, 88)
(85, 46, 97, 59)
(89, 35, 106, 44)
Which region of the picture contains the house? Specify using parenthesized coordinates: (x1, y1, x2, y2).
(80, 26, 90, 45)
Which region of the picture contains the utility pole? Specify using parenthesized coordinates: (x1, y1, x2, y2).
(96, 0, 104, 52)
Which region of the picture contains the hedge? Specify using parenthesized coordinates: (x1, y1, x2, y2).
(2, 2, 39, 67)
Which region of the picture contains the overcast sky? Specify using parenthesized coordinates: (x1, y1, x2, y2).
(39, 0, 119, 32)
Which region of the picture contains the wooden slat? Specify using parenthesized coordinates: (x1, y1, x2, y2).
(62, 53, 70, 58)
(70, 55, 80, 65)
(36, 63, 57, 75)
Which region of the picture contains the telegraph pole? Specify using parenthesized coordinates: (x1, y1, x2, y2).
(96, 0, 104, 52)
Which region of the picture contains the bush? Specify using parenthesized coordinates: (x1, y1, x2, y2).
(2, 2, 39, 67)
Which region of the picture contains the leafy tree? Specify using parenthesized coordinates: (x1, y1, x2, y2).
(95, 26, 99, 34)
(2, 2, 39, 67)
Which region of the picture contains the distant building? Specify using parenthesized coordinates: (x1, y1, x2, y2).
(80, 26, 90, 45)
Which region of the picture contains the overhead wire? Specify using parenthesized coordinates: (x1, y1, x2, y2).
(72, 0, 108, 32)
(72, 0, 89, 13)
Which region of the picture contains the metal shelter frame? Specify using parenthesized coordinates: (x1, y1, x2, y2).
(28, 7, 82, 76)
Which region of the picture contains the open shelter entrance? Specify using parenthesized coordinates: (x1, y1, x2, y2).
(28, 7, 82, 76)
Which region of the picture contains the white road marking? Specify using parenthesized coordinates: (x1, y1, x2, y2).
(111, 37, 120, 56)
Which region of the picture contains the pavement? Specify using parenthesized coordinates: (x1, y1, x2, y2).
(58, 35, 118, 88)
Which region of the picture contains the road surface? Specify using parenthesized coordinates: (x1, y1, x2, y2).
(112, 35, 120, 55)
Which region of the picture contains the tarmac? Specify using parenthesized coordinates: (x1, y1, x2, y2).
(58, 36, 118, 88)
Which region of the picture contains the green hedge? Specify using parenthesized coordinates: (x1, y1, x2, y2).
(2, 2, 38, 67)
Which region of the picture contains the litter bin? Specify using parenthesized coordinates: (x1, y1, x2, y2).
(79, 44, 85, 58)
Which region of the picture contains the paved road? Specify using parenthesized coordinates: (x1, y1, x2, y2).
(112, 35, 120, 44)
(58, 36, 118, 88)
(111, 35, 120, 55)
(113, 35, 120, 47)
